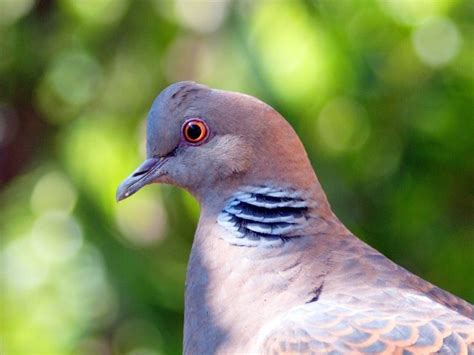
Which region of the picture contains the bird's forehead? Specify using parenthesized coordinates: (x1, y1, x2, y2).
(146, 81, 209, 157)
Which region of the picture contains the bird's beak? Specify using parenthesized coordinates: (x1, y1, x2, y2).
(116, 157, 168, 201)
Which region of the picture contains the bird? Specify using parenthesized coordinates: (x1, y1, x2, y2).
(116, 81, 474, 354)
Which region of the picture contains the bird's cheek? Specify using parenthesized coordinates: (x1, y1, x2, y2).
(153, 173, 174, 185)
(157, 161, 188, 187)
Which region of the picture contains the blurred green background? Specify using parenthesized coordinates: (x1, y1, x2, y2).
(0, 0, 473, 354)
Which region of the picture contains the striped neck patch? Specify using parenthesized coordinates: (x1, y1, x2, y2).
(217, 186, 314, 248)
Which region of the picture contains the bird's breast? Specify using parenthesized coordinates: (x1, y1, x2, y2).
(183, 221, 322, 354)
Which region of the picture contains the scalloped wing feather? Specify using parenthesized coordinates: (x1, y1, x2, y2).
(259, 291, 474, 354)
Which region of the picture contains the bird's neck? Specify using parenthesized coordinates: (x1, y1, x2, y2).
(216, 184, 329, 247)
(183, 183, 338, 353)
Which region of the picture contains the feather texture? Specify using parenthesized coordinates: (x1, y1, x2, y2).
(259, 291, 474, 354)
(217, 186, 312, 247)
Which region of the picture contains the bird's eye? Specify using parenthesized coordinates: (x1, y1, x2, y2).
(182, 119, 209, 144)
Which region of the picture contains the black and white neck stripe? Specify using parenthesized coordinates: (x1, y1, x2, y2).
(217, 186, 314, 247)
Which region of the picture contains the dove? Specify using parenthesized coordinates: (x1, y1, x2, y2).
(117, 82, 474, 354)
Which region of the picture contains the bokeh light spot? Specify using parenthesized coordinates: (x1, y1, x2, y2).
(2, 236, 49, 291)
(115, 192, 168, 247)
(38, 50, 102, 124)
(47, 50, 101, 106)
(100, 43, 159, 114)
(31, 212, 83, 263)
(163, 34, 254, 92)
(317, 97, 370, 155)
(54, 244, 118, 323)
(378, 0, 455, 25)
(61, 0, 128, 25)
(174, 0, 230, 34)
(164, 36, 209, 83)
(30, 171, 77, 215)
(250, 2, 338, 106)
(61, 114, 139, 214)
(0, 0, 35, 26)
(412, 17, 461, 67)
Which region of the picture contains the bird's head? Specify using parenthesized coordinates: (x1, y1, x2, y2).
(116, 82, 317, 204)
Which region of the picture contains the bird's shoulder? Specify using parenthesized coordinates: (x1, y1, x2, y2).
(257, 287, 474, 354)
(323, 237, 474, 320)
(256, 237, 474, 354)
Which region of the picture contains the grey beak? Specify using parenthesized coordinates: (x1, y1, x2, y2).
(116, 157, 167, 201)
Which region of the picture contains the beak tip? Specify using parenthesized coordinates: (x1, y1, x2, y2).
(115, 193, 123, 203)
(116, 185, 131, 202)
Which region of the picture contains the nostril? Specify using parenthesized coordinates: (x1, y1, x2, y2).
(132, 170, 148, 178)
(129, 158, 161, 179)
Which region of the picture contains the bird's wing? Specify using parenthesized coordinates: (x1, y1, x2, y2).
(258, 289, 474, 354)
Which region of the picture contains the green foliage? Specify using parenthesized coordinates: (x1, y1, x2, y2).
(0, 1, 472, 354)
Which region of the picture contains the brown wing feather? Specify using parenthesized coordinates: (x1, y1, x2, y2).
(261, 290, 474, 354)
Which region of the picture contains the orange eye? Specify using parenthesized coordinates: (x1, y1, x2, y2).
(183, 119, 208, 144)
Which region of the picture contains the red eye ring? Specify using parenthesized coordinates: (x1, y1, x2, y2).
(182, 119, 209, 144)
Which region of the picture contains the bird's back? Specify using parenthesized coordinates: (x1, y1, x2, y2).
(257, 235, 474, 353)
(260, 288, 474, 354)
